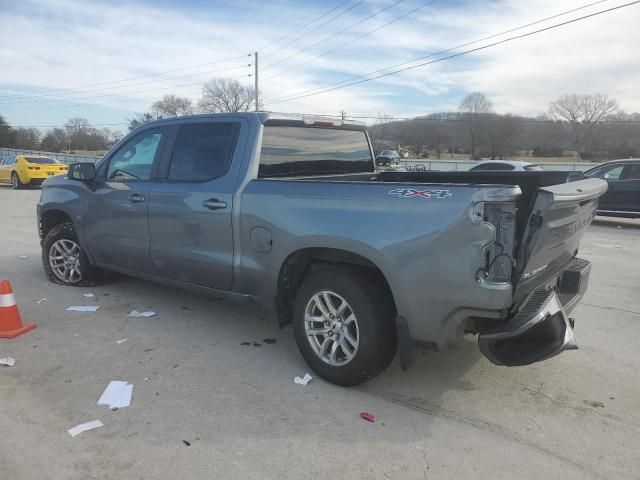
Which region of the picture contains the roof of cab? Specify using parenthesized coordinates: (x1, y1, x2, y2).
(139, 111, 366, 130)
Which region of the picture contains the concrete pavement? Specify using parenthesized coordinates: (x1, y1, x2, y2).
(1, 186, 639, 479)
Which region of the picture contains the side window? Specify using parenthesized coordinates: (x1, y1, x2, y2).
(167, 122, 239, 181)
(591, 165, 624, 180)
(3, 156, 15, 165)
(107, 130, 163, 180)
(622, 164, 640, 180)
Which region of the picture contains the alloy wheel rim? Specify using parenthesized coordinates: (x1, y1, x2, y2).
(304, 290, 359, 366)
(49, 239, 82, 283)
(11, 174, 17, 188)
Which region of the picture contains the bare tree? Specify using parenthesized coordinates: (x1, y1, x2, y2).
(198, 78, 256, 113)
(64, 118, 92, 151)
(486, 114, 522, 159)
(41, 128, 68, 152)
(548, 93, 618, 160)
(373, 113, 394, 146)
(151, 94, 193, 118)
(127, 112, 154, 132)
(459, 92, 493, 159)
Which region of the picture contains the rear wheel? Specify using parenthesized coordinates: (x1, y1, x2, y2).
(292, 266, 397, 386)
(11, 172, 24, 189)
(42, 222, 105, 286)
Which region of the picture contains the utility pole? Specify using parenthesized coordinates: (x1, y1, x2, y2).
(340, 109, 346, 121)
(254, 51, 259, 112)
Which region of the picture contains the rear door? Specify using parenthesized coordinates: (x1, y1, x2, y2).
(512, 178, 608, 302)
(586, 163, 625, 212)
(615, 164, 640, 214)
(147, 119, 245, 290)
(83, 127, 167, 272)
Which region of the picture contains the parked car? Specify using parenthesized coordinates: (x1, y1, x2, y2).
(584, 159, 640, 218)
(0, 155, 68, 189)
(469, 160, 543, 171)
(376, 149, 400, 166)
(37, 112, 607, 386)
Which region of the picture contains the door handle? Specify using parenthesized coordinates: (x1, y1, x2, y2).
(202, 199, 227, 210)
(128, 193, 146, 203)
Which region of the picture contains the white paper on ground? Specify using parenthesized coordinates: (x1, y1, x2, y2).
(293, 373, 313, 386)
(67, 306, 100, 312)
(116, 338, 129, 344)
(68, 419, 103, 437)
(128, 310, 156, 318)
(82, 293, 95, 298)
(19, 255, 28, 259)
(37, 298, 47, 304)
(97, 381, 133, 409)
(0, 357, 16, 367)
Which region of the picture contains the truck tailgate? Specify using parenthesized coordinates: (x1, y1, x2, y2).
(512, 178, 608, 302)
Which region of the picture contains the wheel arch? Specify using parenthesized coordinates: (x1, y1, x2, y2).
(275, 247, 397, 327)
(40, 209, 74, 240)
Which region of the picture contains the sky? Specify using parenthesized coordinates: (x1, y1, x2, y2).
(0, 0, 639, 132)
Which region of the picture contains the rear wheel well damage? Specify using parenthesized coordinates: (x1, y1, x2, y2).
(276, 248, 396, 328)
(40, 210, 73, 240)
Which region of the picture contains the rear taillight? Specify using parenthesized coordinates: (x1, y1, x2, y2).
(27, 166, 34, 170)
(476, 202, 516, 283)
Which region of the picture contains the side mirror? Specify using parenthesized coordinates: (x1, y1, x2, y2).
(68, 162, 96, 181)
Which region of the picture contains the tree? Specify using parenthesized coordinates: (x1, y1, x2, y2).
(486, 114, 522, 159)
(0, 115, 15, 147)
(151, 94, 193, 118)
(548, 93, 619, 160)
(64, 117, 92, 150)
(41, 128, 68, 152)
(459, 92, 493, 159)
(198, 78, 256, 113)
(13, 128, 41, 150)
(128, 112, 154, 132)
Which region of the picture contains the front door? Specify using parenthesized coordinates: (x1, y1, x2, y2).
(83, 127, 166, 273)
(148, 120, 244, 290)
(0, 156, 15, 183)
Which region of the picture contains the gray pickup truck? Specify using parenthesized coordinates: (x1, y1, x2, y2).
(37, 112, 607, 386)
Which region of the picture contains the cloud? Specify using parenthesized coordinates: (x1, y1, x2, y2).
(1, 0, 639, 128)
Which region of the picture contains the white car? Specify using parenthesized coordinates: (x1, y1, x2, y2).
(469, 160, 543, 172)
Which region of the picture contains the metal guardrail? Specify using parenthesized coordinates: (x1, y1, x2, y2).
(397, 159, 595, 172)
(0, 147, 102, 165)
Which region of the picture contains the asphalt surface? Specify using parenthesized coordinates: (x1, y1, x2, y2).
(1, 186, 639, 480)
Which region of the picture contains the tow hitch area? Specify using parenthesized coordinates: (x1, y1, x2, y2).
(479, 289, 577, 366)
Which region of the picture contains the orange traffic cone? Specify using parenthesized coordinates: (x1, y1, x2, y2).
(0, 280, 37, 338)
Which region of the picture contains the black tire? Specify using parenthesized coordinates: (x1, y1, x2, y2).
(11, 172, 24, 189)
(292, 266, 397, 386)
(42, 222, 106, 286)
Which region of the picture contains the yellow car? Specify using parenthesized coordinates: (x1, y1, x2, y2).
(0, 155, 68, 189)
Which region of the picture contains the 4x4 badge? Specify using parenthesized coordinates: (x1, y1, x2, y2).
(388, 188, 453, 199)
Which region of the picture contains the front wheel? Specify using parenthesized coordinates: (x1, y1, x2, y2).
(42, 222, 105, 286)
(292, 266, 397, 386)
(11, 172, 24, 189)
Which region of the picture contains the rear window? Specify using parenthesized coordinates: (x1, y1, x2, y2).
(25, 157, 58, 164)
(259, 126, 373, 178)
(524, 164, 543, 171)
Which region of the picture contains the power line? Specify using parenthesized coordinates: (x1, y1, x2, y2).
(10, 122, 128, 128)
(0, 64, 253, 106)
(265, 0, 636, 106)
(262, 0, 405, 71)
(261, 1, 366, 59)
(266, 0, 613, 103)
(258, 0, 354, 52)
(1, 74, 253, 111)
(265, 0, 439, 81)
(0, 54, 252, 101)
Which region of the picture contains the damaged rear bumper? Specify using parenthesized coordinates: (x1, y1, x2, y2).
(479, 258, 591, 366)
